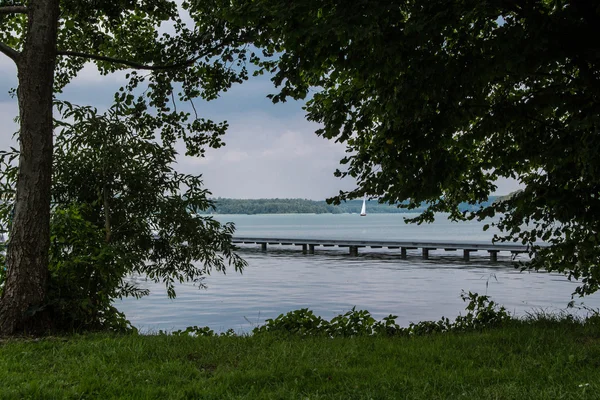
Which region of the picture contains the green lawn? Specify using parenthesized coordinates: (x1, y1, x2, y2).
(1, 321, 599, 399)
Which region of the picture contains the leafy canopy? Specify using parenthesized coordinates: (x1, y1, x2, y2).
(195, 0, 600, 295)
(1, 100, 247, 331)
(1, 0, 254, 161)
(0, 0, 255, 330)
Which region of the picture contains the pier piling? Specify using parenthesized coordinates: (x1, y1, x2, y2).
(463, 249, 469, 261)
(233, 237, 534, 262)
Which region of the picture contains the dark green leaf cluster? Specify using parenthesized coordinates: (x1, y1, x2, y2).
(2, 0, 253, 137)
(168, 326, 237, 337)
(51, 0, 252, 96)
(195, 0, 600, 295)
(45, 204, 138, 332)
(250, 291, 510, 338)
(0, 242, 4, 297)
(0, 0, 254, 334)
(0, 147, 17, 298)
(0, 99, 247, 332)
(164, 291, 511, 338)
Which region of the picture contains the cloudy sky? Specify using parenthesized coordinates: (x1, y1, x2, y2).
(0, 46, 519, 200)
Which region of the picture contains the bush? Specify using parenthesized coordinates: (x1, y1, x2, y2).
(253, 308, 329, 336)
(0, 103, 246, 334)
(246, 292, 511, 338)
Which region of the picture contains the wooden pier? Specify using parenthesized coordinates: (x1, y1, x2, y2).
(0, 236, 535, 262)
(232, 237, 533, 261)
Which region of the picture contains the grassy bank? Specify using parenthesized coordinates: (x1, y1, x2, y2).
(1, 320, 599, 399)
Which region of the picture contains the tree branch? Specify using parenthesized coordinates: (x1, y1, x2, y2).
(57, 50, 210, 71)
(0, 5, 27, 14)
(57, 31, 250, 71)
(0, 41, 19, 62)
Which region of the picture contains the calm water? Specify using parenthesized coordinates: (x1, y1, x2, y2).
(117, 213, 600, 333)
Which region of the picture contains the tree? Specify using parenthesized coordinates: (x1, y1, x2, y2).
(0, 0, 248, 335)
(2, 101, 246, 331)
(197, 0, 600, 295)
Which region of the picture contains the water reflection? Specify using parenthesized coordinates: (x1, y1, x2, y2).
(117, 245, 600, 333)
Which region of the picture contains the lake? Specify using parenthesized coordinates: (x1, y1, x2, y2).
(117, 213, 600, 333)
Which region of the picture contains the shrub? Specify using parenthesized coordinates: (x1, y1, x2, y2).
(239, 292, 511, 338)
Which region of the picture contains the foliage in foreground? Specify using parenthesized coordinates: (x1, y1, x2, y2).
(0, 101, 246, 333)
(2, 317, 600, 399)
(196, 0, 600, 296)
(172, 292, 511, 338)
(0, 0, 251, 336)
(257, 291, 511, 337)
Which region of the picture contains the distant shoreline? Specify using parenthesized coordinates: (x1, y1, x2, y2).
(199, 197, 501, 215)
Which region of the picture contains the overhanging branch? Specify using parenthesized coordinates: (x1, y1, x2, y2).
(0, 5, 27, 14)
(57, 33, 250, 71)
(0, 41, 19, 62)
(57, 50, 209, 71)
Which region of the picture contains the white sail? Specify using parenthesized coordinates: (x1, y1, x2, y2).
(360, 195, 367, 216)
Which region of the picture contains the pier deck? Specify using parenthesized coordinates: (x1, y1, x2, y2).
(232, 237, 534, 261)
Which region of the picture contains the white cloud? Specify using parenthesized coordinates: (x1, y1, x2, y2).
(182, 154, 212, 166)
(222, 150, 250, 163)
(175, 111, 356, 199)
(261, 131, 314, 159)
(493, 177, 523, 196)
(0, 55, 18, 100)
(69, 62, 128, 86)
(0, 101, 18, 151)
(0, 55, 16, 73)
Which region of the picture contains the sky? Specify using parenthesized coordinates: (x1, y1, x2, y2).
(0, 38, 520, 201)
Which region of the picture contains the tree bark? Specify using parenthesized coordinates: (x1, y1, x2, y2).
(0, 0, 60, 335)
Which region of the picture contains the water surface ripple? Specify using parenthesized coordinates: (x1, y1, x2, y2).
(117, 214, 600, 332)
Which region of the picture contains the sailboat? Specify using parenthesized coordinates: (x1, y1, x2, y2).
(360, 195, 367, 216)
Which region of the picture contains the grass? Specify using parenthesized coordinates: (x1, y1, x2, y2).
(1, 319, 600, 399)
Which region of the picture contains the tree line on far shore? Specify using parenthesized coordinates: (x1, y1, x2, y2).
(201, 197, 501, 215)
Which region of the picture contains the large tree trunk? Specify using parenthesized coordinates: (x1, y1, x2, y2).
(0, 0, 60, 335)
